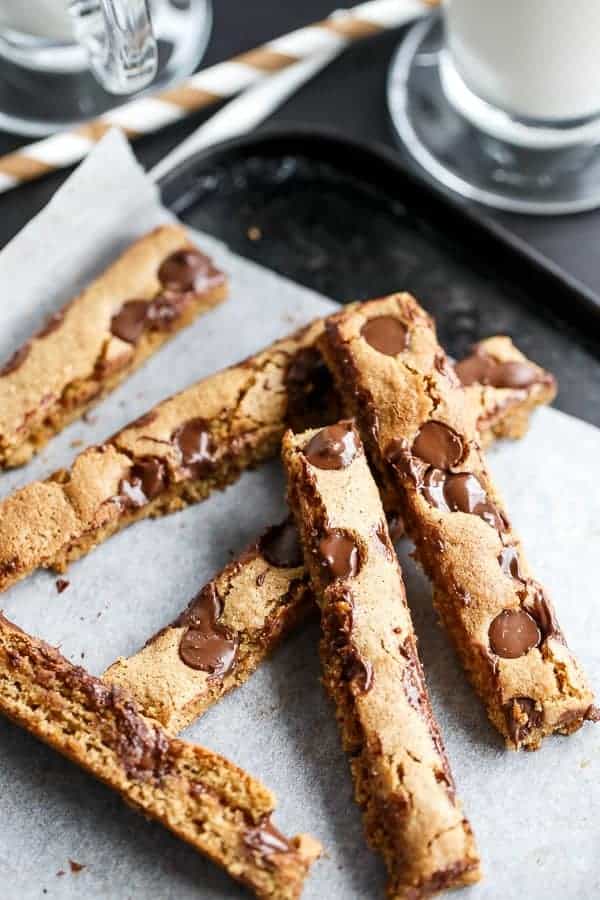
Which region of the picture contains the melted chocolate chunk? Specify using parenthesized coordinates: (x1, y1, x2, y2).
(488, 609, 541, 658)
(146, 290, 188, 330)
(285, 347, 339, 431)
(55, 579, 70, 594)
(319, 530, 360, 579)
(522, 586, 560, 641)
(412, 421, 464, 469)
(360, 316, 408, 356)
(503, 696, 543, 745)
(244, 817, 293, 859)
(119, 458, 167, 509)
(303, 421, 359, 470)
(173, 418, 214, 475)
(456, 351, 540, 389)
(0, 344, 30, 376)
(422, 469, 506, 531)
(176, 584, 238, 676)
(259, 520, 303, 568)
(110, 299, 150, 344)
(158, 248, 214, 292)
(498, 545, 524, 581)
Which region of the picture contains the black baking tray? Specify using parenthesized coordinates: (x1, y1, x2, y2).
(160, 125, 600, 429)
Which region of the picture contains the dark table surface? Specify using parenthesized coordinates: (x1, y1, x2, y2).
(1, 0, 598, 422)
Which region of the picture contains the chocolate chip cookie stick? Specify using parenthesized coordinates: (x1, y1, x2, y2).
(105, 520, 313, 734)
(0, 615, 320, 900)
(0, 318, 552, 594)
(103, 340, 556, 730)
(322, 294, 595, 750)
(0, 319, 335, 594)
(0, 225, 227, 469)
(283, 422, 480, 899)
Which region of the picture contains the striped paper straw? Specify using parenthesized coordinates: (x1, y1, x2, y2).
(0, 0, 437, 195)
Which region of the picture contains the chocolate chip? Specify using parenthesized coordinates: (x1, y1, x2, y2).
(119, 458, 167, 509)
(422, 469, 506, 531)
(172, 418, 214, 475)
(456, 351, 540, 389)
(110, 299, 150, 344)
(244, 817, 293, 859)
(498, 545, 524, 581)
(319, 530, 360, 579)
(522, 586, 560, 641)
(259, 520, 303, 568)
(146, 290, 187, 330)
(360, 316, 408, 356)
(55, 579, 70, 594)
(158, 248, 213, 291)
(503, 696, 543, 744)
(489, 609, 541, 658)
(412, 421, 464, 469)
(303, 421, 359, 470)
(177, 584, 238, 676)
(0, 344, 30, 376)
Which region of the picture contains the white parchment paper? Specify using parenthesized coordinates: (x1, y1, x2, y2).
(0, 132, 597, 900)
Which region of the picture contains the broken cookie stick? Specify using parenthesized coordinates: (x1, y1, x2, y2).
(105, 519, 313, 734)
(0, 225, 227, 468)
(0, 615, 320, 900)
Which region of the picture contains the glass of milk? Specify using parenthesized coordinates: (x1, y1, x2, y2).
(387, 0, 600, 214)
(0, 0, 212, 135)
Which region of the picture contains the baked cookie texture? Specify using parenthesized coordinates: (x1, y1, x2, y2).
(321, 294, 596, 750)
(0, 614, 320, 899)
(283, 421, 481, 899)
(105, 519, 313, 734)
(0, 225, 227, 469)
(102, 338, 556, 732)
(0, 316, 554, 595)
(0, 318, 336, 593)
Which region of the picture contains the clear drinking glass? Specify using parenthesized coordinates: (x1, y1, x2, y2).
(387, 0, 600, 214)
(0, 0, 212, 135)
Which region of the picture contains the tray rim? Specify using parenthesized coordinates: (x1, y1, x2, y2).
(159, 122, 600, 343)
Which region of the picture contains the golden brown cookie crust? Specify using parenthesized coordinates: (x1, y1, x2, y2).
(321, 294, 595, 750)
(0, 225, 227, 469)
(283, 422, 481, 899)
(0, 614, 320, 900)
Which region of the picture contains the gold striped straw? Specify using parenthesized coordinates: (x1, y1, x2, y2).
(0, 0, 437, 194)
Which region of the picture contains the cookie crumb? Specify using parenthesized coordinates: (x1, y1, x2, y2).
(247, 226, 262, 241)
(69, 860, 85, 873)
(82, 411, 97, 425)
(56, 579, 70, 594)
(56, 870, 65, 877)
(70, 440, 83, 449)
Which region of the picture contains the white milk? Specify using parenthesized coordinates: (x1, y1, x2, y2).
(445, 0, 600, 121)
(0, 1, 73, 42)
